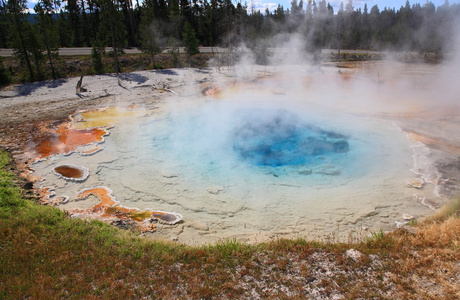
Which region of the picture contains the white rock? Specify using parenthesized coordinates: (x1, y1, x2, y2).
(345, 249, 363, 261)
(403, 214, 414, 220)
(395, 221, 408, 228)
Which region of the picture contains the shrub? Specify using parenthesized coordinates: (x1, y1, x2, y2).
(0, 57, 11, 87)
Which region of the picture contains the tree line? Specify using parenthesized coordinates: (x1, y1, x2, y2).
(1, 0, 459, 83)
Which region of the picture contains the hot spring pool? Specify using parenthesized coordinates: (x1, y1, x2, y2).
(31, 98, 434, 244)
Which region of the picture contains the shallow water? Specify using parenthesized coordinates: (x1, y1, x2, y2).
(30, 93, 436, 245)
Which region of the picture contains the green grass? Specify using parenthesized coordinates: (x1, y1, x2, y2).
(0, 150, 459, 299)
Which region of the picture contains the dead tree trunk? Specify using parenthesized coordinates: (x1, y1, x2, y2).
(76, 73, 84, 94)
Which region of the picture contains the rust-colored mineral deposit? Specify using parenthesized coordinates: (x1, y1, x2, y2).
(76, 186, 118, 210)
(71, 186, 182, 232)
(27, 123, 108, 160)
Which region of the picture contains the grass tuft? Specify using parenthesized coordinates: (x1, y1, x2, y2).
(428, 197, 460, 222)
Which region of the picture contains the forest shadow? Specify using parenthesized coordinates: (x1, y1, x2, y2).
(15, 78, 68, 96)
(118, 73, 149, 84)
(153, 69, 179, 76)
(103, 73, 149, 84)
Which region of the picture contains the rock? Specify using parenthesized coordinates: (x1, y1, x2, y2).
(403, 214, 414, 220)
(298, 169, 312, 176)
(207, 185, 224, 195)
(313, 165, 341, 176)
(187, 220, 209, 231)
(395, 221, 408, 228)
(110, 219, 136, 230)
(362, 210, 379, 218)
(161, 171, 178, 178)
(406, 179, 424, 189)
(345, 249, 363, 261)
(23, 181, 34, 190)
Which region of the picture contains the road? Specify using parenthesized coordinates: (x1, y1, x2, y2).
(0, 47, 229, 57)
(0, 47, 383, 57)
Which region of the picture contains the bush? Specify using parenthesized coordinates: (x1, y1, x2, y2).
(0, 57, 11, 87)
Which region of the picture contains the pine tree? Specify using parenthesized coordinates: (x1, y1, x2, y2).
(0, 56, 11, 86)
(28, 25, 45, 81)
(140, 21, 163, 68)
(120, 0, 137, 46)
(169, 0, 182, 39)
(65, 0, 82, 46)
(167, 36, 181, 68)
(0, 0, 8, 48)
(182, 21, 199, 67)
(97, 0, 127, 80)
(139, 0, 166, 67)
(91, 39, 105, 74)
(4, 0, 37, 81)
(34, 0, 61, 80)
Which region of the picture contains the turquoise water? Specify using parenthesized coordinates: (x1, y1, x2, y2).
(232, 108, 350, 167)
(142, 101, 377, 186)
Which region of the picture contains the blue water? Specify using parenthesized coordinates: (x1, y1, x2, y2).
(141, 102, 368, 185)
(231, 109, 350, 167)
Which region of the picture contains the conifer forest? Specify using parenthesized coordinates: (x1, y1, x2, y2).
(0, 0, 459, 82)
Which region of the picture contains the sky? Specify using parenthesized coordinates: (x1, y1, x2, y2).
(26, 0, 460, 14)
